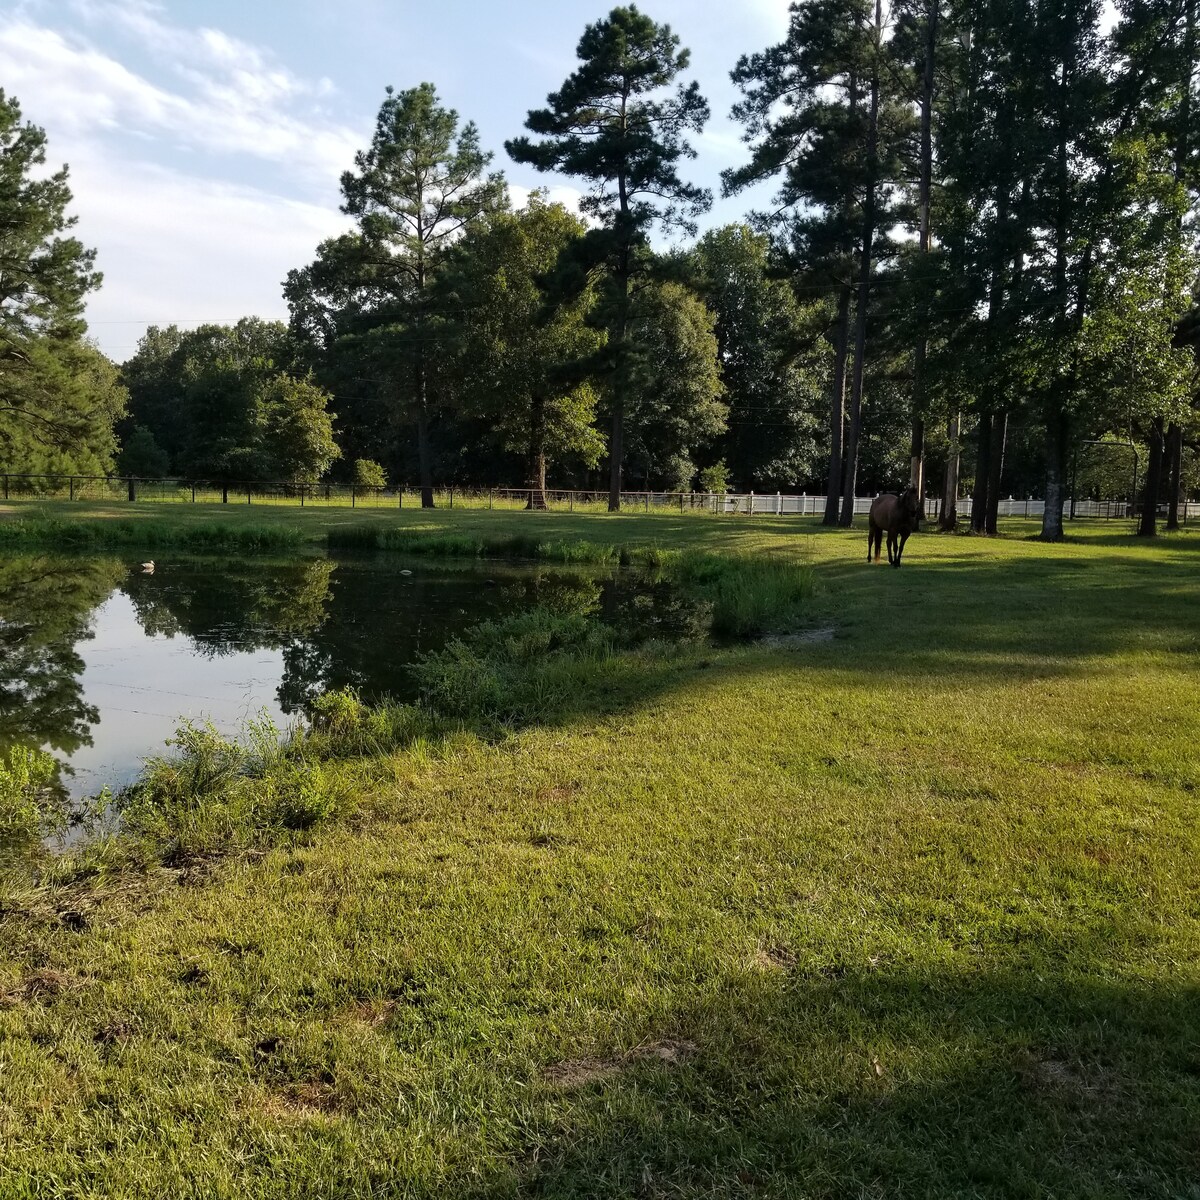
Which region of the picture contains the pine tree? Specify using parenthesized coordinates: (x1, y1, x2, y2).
(0, 91, 117, 474)
(507, 5, 711, 510)
(288, 84, 506, 507)
(727, 0, 914, 525)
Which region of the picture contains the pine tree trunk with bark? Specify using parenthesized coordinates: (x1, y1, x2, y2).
(1166, 422, 1183, 530)
(939, 411, 960, 530)
(527, 391, 549, 510)
(824, 287, 851, 524)
(1041, 409, 1070, 541)
(970, 413, 992, 533)
(984, 410, 1007, 534)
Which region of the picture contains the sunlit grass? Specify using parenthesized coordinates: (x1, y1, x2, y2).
(0, 510, 1197, 1197)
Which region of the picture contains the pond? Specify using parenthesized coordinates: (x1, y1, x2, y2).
(0, 552, 705, 802)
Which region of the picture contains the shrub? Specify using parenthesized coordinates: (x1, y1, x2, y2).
(353, 459, 388, 489)
(0, 745, 61, 860)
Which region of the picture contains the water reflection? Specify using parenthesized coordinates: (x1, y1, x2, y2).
(0, 553, 706, 799)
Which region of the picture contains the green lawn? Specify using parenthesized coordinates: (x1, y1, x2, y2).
(1, 503, 1198, 1198)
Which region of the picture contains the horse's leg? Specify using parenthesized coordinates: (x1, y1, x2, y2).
(886, 531, 895, 565)
(867, 525, 874, 563)
(894, 531, 909, 568)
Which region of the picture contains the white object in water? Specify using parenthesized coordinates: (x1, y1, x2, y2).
(140, 561, 155, 573)
(400, 569, 413, 576)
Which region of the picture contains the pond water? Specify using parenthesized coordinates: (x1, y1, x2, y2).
(0, 553, 703, 801)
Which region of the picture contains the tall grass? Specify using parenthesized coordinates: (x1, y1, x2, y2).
(327, 526, 616, 563)
(667, 550, 816, 638)
(0, 517, 304, 552)
(0, 745, 62, 866)
(115, 698, 435, 865)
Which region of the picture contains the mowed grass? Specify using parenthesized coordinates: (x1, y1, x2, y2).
(1, 504, 1199, 1198)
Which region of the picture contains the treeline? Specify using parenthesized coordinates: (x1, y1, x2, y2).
(3, 3, 1199, 536)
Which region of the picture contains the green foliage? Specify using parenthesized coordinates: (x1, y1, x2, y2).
(257, 373, 340, 484)
(118, 424, 170, 478)
(668, 550, 815, 638)
(697, 461, 730, 494)
(0, 744, 61, 861)
(352, 458, 387, 489)
(412, 609, 622, 724)
(689, 226, 825, 490)
(287, 84, 507, 492)
(507, 8, 712, 504)
(440, 196, 605, 489)
(624, 281, 726, 489)
(507, 8, 711, 233)
(0, 91, 120, 475)
(122, 319, 337, 483)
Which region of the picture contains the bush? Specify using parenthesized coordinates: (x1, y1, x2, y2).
(353, 459, 388, 489)
(0, 745, 61, 861)
(697, 462, 730, 494)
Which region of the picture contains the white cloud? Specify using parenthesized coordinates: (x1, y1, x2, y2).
(0, 14, 361, 188)
(70, 151, 352, 359)
(509, 183, 585, 214)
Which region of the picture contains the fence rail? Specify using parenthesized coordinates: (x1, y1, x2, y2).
(0, 474, 1196, 521)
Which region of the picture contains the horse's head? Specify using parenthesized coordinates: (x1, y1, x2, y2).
(900, 487, 923, 528)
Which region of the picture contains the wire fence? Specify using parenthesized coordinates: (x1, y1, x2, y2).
(0, 474, 1196, 521)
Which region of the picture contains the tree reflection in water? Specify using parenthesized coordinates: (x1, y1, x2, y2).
(0, 553, 707, 798)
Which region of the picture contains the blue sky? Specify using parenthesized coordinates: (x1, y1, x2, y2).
(2, 0, 791, 359)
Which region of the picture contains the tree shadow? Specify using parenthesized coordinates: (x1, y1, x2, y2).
(476, 961, 1200, 1198)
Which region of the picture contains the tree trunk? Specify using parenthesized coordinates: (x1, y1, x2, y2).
(607, 403, 624, 513)
(416, 368, 434, 509)
(910, 0, 938, 520)
(939, 410, 960, 530)
(823, 286, 851, 525)
(1041, 410, 1069, 541)
(1166, 422, 1183, 531)
(839, 0, 883, 528)
(527, 391, 548, 510)
(984, 410, 1007, 535)
(607, 278, 630, 512)
(971, 412, 992, 533)
(1138, 417, 1165, 537)
(910, 414, 925, 512)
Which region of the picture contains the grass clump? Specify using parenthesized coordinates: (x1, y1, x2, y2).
(664, 549, 816, 637)
(411, 609, 650, 725)
(117, 718, 351, 863)
(0, 517, 304, 553)
(0, 745, 62, 865)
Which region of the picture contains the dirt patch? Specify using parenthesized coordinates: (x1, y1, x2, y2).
(760, 627, 836, 649)
(345, 998, 396, 1028)
(256, 1082, 342, 1123)
(536, 784, 578, 805)
(751, 944, 796, 972)
(1019, 1053, 1112, 1099)
(544, 1038, 698, 1088)
(0, 968, 86, 1006)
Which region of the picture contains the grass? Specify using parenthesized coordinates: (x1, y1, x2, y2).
(0, 503, 1198, 1197)
(0, 514, 305, 553)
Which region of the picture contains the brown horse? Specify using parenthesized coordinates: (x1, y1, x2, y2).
(868, 487, 922, 567)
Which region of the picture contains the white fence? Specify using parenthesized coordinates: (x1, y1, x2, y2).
(710, 493, 1200, 520)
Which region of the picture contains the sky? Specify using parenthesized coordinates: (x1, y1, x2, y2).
(1, 0, 793, 360)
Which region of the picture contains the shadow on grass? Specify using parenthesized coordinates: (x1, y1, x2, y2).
(489, 964, 1200, 1198)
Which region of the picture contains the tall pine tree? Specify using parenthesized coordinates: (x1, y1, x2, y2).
(507, 6, 711, 510)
